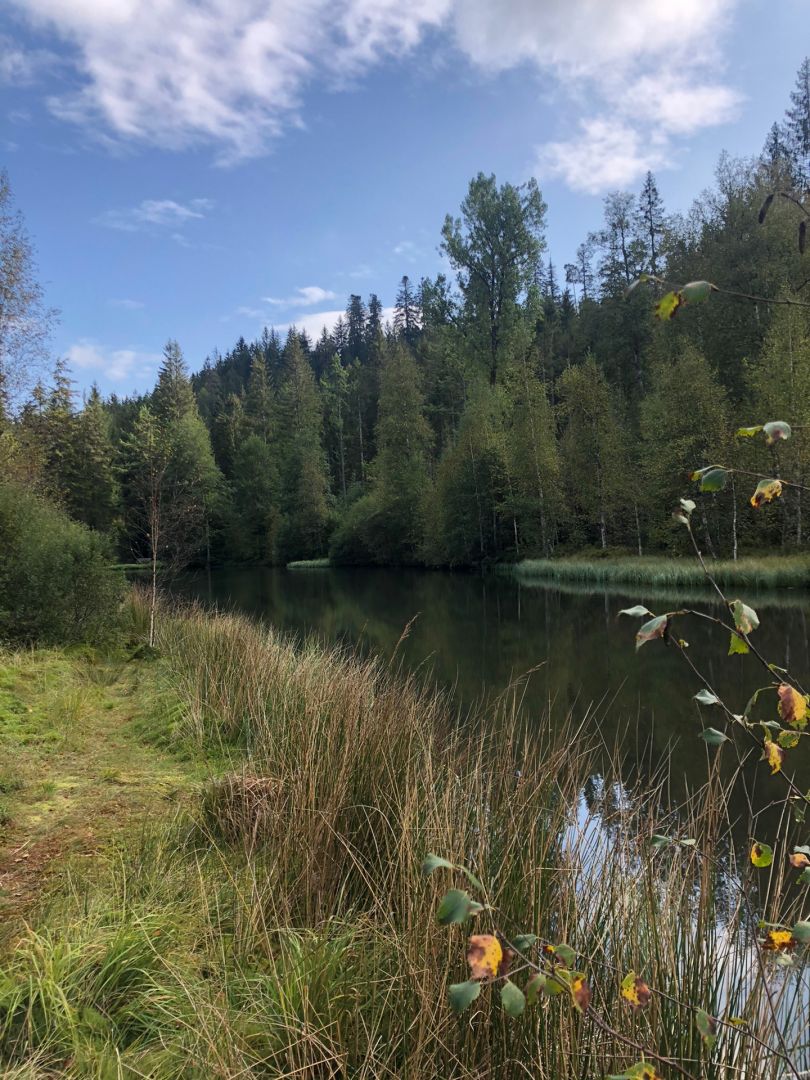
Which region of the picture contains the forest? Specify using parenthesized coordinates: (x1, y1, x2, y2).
(3, 59, 810, 573)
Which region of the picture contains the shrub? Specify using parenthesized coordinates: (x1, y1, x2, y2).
(0, 482, 123, 645)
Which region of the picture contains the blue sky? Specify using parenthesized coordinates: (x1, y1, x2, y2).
(1, 0, 807, 397)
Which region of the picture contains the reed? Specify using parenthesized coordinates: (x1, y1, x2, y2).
(0, 594, 806, 1078)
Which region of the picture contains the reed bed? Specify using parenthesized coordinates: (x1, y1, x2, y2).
(0, 593, 807, 1077)
(511, 554, 810, 590)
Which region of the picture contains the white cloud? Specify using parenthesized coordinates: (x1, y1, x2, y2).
(8, 0, 742, 187)
(96, 197, 213, 231)
(538, 118, 669, 195)
(275, 305, 395, 340)
(0, 35, 55, 84)
(108, 297, 145, 309)
(66, 338, 160, 382)
(265, 285, 337, 308)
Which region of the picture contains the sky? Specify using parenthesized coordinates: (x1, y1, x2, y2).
(1, 0, 808, 397)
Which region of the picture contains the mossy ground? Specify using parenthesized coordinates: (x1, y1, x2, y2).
(0, 647, 199, 935)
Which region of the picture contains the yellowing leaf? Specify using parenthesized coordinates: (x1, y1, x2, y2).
(736, 425, 763, 438)
(571, 975, 591, 1013)
(750, 478, 783, 509)
(467, 934, 503, 980)
(655, 290, 682, 320)
(778, 729, 800, 749)
(730, 599, 759, 635)
(778, 684, 808, 730)
(620, 971, 652, 1009)
(728, 633, 749, 656)
(751, 841, 773, 868)
(789, 850, 810, 868)
(762, 738, 784, 775)
(762, 929, 797, 951)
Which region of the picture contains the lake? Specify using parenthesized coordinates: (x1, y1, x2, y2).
(178, 565, 810, 803)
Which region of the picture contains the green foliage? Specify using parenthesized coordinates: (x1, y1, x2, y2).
(0, 482, 122, 644)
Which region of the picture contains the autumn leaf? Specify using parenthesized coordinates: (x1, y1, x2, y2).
(467, 934, 503, 980)
(750, 478, 783, 508)
(778, 684, 808, 730)
(789, 851, 810, 868)
(762, 738, 784, 775)
(635, 614, 669, 651)
(751, 841, 774, 868)
(571, 975, 591, 1013)
(728, 633, 749, 656)
(696, 1008, 718, 1049)
(655, 290, 682, 320)
(620, 971, 652, 1009)
(763, 420, 792, 445)
(778, 729, 800, 749)
(525, 972, 546, 1005)
(730, 599, 759, 635)
(762, 929, 797, 951)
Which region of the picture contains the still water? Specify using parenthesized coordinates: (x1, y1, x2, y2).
(178, 565, 810, 795)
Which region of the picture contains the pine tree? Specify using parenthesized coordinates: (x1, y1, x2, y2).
(244, 354, 275, 441)
(785, 57, 810, 188)
(152, 340, 196, 422)
(635, 172, 667, 275)
(394, 275, 419, 345)
(277, 333, 331, 560)
(70, 386, 119, 532)
(345, 294, 367, 361)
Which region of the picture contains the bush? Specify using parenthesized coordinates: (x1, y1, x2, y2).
(0, 483, 123, 645)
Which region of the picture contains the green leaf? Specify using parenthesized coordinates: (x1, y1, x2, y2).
(655, 290, 682, 320)
(511, 933, 538, 952)
(736, 425, 763, 438)
(696, 1008, 717, 1050)
(554, 943, 577, 967)
(694, 689, 719, 706)
(700, 727, 729, 746)
(730, 599, 759, 635)
(680, 280, 713, 305)
(525, 972, 546, 1005)
(618, 605, 653, 618)
(636, 614, 669, 651)
(763, 420, 791, 445)
(437, 889, 482, 925)
(422, 853, 455, 876)
(751, 841, 773, 868)
(650, 833, 672, 849)
(798, 866, 810, 886)
(698, 467, 729, 493)
(729, 633, 749, 656)
(792, 920, 810, 943)
(500, 980, 526, 1017)
(448, 980, 481, 1014)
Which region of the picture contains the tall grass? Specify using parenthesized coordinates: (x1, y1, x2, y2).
(0, 593, 807, 1077)
(510, 554, 810, 590)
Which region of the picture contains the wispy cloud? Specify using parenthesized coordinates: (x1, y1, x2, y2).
(108, 297, 145, 310)
(95, 197, 213, 232)
(0, 35, 56, 85)
(67, 338, 161, 383)
(264, 285, 337, 308)
(8, 0, 742, 188)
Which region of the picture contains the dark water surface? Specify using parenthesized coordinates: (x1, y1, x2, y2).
(178, 565, 810, 798)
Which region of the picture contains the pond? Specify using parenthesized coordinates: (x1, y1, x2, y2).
(177, 565, 810, 803)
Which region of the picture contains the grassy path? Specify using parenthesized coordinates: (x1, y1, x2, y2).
(0, 649, 196, 935)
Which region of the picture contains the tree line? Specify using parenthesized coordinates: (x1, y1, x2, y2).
(2, 59, 810, 571)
